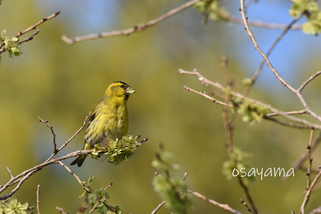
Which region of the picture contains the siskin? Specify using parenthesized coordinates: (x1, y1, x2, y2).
(71, 81, 135, 167)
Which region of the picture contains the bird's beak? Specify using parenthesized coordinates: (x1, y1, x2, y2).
(126, 87, 135, 94)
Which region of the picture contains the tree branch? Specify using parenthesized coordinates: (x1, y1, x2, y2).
(239, 0, 321, 123)
(179, 68, 321, 130)
(61, 0, 201, 44)
(188, 190, 242, 214)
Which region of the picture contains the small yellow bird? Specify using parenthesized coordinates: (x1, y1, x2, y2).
(71, 81, 135, 167)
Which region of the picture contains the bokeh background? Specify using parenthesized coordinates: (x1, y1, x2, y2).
(1, 0, 321, 213)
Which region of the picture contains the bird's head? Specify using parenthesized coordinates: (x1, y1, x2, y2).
(105, 81, 135, 101)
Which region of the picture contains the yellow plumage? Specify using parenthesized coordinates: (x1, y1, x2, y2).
(71, 81, 135, 167)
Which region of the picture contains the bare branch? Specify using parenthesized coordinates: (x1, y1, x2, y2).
(151, 201, 166, 214)
(45, 111, 90, 162)
(36, 184, 41, 214)
(218, 12, 302, 30)
(188, 190, 242, 214)
(61, 0, 201, 44)
(243, 15, 303, 95)
(179, 68, 321, 130)
(267, 110, 307, 117)
(0, 30, 40, 54)
(16, 29, 40, 45)
(183, 86, 232, 107)
(239, 0, 321, 123)
(38, 117, 57, 153)
(306, 130, 314, 191)
(300, 169, 321, 214)
(263, 116, 313, 129)
(292, 131, 321, 171)
(56, 207, 68, 214)
(298, 71, 321, 92)
(240, 199, 255, 214)
(0, 149, 92, 200)
(238, 1, 296, 93)
(57, 161, 91, 193)
(6, 167, 13, 179)
(15, 11, 60, 38)
(0, 11, 60, 50)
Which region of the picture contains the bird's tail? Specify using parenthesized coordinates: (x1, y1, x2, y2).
(70, 155, 87, 167)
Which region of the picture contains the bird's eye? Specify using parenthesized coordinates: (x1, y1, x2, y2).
(120, 85, 125, 89)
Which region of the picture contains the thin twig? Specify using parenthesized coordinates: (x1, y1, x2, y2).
(45, 111, 90, 162)
(292, 131, 321, 171)
(240, 199, 254, 214)
(0, 150, 91, 200)
(267, 110, 307, 117)
(298, 71, 321, 92)
(56, 207, 68, 214)
(216, 10, 302, 30)
(179, 68, 321, 130)
(0, 11, 60, 50)
(89, 183, 116, 213)
(306, 130, 314, 190)
(239, 1, 295, 93)
(263, 116, 313, 129)
(183, 86, 232, 107)
(61, 0, 201, 44)
(243, 15, 303, 96)
(300, 169, 321, 214)
(57, 161, 91, 193)
(36, 184, 41, 214)
(239, 0, 321, 123)
(6, 167, 13, 179)
(15, 11, 60, 38)
(59, 159, 116, 213)
(188, 190, 242, 214)
(181, 172, 188, 181)
(0, 30, 41, 54)
(151, 201, 166, 214)
(38, 117, 57, 154)
(236, 176, 258, 214)
(310, 206, 321, 214)
(220, 59, 257, 213)
(16, 29, 40, 45)
(298, 166, 320, 174)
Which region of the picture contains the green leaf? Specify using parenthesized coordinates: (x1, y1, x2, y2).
(2, 196, 29, 214)
(1, 29, 6, 40)
(302, 21, 319, 35)
(242, 78, 253, 86)
(307, 2, 319, 12)
(194, 0, 228, 22)
(79, 176, 94, 198)
(236, 101, 268, 124)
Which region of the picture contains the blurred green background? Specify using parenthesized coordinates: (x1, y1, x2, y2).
(1, 0, 321, 213)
